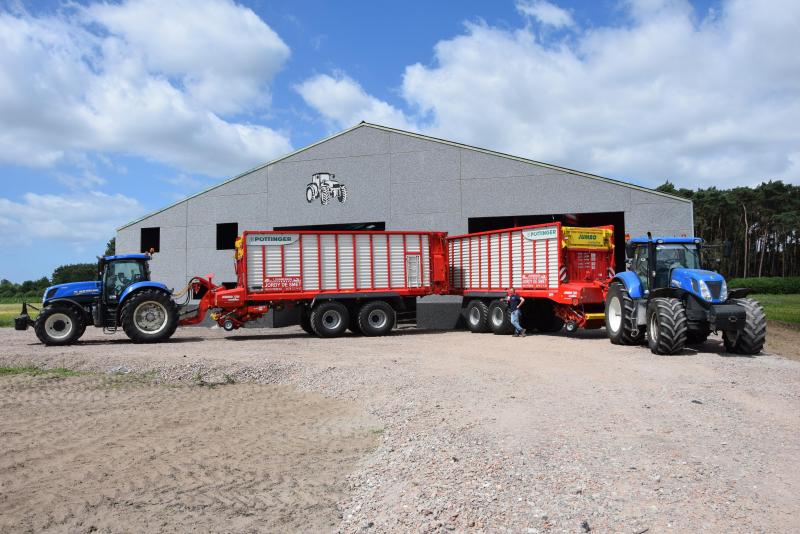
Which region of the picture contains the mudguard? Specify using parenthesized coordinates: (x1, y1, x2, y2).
(612, 272, 644, 299)
(119, 281, 171, 305)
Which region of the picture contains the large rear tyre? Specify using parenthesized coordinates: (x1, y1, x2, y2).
(646, 297, 687, 355)
(464, 300, 490, 333)
(723, 298, 766, 355)
(357, 300, 395, 337)
(531, 300, 564, 333)
(121, 290, 179, 343)
(605, 282, 644, 345)
(488, 300, 514, 335)
(338, 186, 348, 203)
(310, 301, 349, 338)
(34, 306, 83, 346)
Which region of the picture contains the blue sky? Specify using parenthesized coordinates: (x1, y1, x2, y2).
(1, 0, 797, 282)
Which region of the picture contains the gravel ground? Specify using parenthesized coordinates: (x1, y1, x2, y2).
(2, 325, 800, 533)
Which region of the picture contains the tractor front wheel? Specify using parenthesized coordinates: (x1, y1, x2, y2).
(605, 282, 644, 345)
(34, 306, 83, 346)
(723, 298, 766, 355)
(121, 290, 179, 343)
(646, 297, 687, 355)
(305, 184, 318, 203)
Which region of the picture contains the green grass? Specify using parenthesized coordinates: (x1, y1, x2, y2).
(0, 366, 82, 377)
(0, 303, 37, 328)
(751, 294, 800, 325)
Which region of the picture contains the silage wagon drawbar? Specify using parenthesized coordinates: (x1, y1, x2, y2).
(447, 222, 615, 335)
(183, 230, 449, 337)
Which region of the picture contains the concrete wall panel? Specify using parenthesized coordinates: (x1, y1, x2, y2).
(390, 149, 460, 184)
(282, 126, 390, 162)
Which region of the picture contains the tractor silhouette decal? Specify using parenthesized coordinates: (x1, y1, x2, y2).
(305, 172, 348, 205)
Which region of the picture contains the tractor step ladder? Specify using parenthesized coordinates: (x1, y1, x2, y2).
(102, 307, 118, 334)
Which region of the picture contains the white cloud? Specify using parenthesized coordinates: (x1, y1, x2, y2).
(0, 192, 145, 246)
(516, 0, 575, 28)
(295, 74, 416, 131)
(0, 0, 292, 177)
(299, 0, 800, 188)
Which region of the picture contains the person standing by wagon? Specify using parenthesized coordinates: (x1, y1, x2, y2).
(506, 287, 526, 337)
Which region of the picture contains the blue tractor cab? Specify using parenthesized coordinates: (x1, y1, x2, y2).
(15, 253, 179, 346)
(605, 234, 766, 355)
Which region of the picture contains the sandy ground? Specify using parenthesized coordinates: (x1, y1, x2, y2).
(0, 373, 379, 534)
(1, 322, 800, 533)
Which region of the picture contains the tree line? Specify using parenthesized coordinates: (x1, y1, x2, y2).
(656, 180, 799, 279)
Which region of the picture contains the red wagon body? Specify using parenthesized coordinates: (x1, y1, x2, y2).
(184, 230, 448, 334)
(447, 222, 615, 332)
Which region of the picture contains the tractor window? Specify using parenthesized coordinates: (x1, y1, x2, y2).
(655, 244, 701, 270)
(104, 261, 146, 301)
(633, 246, 650, 291)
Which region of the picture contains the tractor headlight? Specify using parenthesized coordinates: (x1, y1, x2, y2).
(697, 279, 712, 301)
(720, 280, 728, 302)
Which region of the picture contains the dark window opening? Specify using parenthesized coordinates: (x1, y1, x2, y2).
(216, 222, 239, 250)
(273, 221, 385, 231)
(140, 227, 160, 253)
(468, 212, 627, 270)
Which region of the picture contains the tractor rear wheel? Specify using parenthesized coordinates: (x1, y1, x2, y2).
(723, 298, 766, 355)
(605, 282, 644, 345)
(464, 300, 490, 333)
(357, 300, 395, 336)
(310, 301, 349, 337)
(646, 297, 688, 355)
(121, 290, 179, 343)
(338, 186, 348, 203)
(34, 306, 83, 346)
(488, 300, 514, 335)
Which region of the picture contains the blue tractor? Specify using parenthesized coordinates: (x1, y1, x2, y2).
(15, 254, 179, 346)
(604, 234, 766, 355)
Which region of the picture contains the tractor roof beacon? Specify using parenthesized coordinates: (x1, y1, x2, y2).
(605, 233, 766, 355)
(14, 253, 181, 346)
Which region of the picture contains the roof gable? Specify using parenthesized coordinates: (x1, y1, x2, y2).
(118, 122, 689, 230)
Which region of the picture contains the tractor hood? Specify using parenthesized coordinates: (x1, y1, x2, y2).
(42, 280, 102, 303)
(670, 268, 727, 303)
